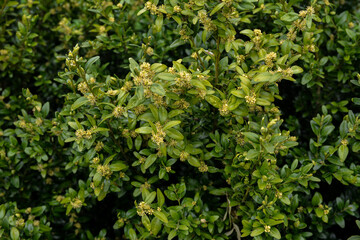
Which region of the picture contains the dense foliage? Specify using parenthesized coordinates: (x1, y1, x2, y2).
(1, 0, 360, 239)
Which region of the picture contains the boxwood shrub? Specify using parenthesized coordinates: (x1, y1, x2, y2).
(1, 0, 360, 239)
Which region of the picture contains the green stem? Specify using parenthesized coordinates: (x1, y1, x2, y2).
(215, 37, 220, 86)
(0, 0, 8, 17)
(190, 38, 205, 70)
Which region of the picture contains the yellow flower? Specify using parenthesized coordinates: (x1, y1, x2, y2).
(95, 142, 104, 151)
(146, 47, 154, 56)
(96, 164, 112, 178)
(219, 100, 230, 116)
(245, 94, 256, 105)
(16, 218, 25, 228)
(113, 106, 124, 118)
(198, 161, 208, 172)
(71, 198, 83, 209)
(254, 29, 262, 36)
(180, 151, 189, 161)
(173, 5, 181, 13)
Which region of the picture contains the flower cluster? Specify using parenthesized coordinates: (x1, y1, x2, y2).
(175, 71, 192, 88)
(96, 164, 112, 178)
(252, 29, 263, 49)
(121, 81, 133, 92)
(198, 161, 209, 172)
(198, 10, 216, 32)
(173, 5, 181, 13)
(136, 201, 154, 216)
(245, 92, 257, 105)
(151, 122, 166, 146)
(219, 100, 230, 116)
(71, 198, 83, 209)
(107, 89, 119, 96)
(87, 93, 96, 105)
(77, 81, 89, 94)
(133, 105, 147, 115)
(174, 99, 190, 109)
(113, 106, 124, 118)
(179, 29, 190, 40)
(133, 62, 155, 86)
(95, 142, 104, 152)
(75, 129, 92, 140)
(180, 151, 190, 161)
(265, 52, 277, 67)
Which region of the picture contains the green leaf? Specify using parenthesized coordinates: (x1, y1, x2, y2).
(163, 120, 181, 130)
(335, 215, 345, 228)
(41, 102, 50, 116)
(302, 73, 312, 85)
(348, 236, 360, 240)
(254, 72, 273, 82)
(151, 217, 162, 236)
(291, 66, 303, 74)
(31, 206, 46, 216)
(92, 128, 109, 133)
(250, 227, 264, 237)
(129, 58, 139, 73)
(104, 154, 117, 165)
(205, 95, 222, 108)
(353, 98, 360, 105)
(11, 176, 19, 188)
(263, 142, 274, 153)
(7, 1, 19, 7)
(142, 215, 151, 231)
(210, 2, 225, 16)
(151, 83, 166, 96)
(352, 142, 360, 152)
(0, 204, 5, 219)
(135, 126, 153, 134)
(137, 8, 147, 16)
(338, 145, 349, 162)
(93, 172, 102, 187)
(172, 15, 182, 25)
(85, 56, 100, 71)
(169, 39, 186, 49)
(195, 0, 205, 6)
(145, 154, 157, 169)
(145, 191, 156, 204)
(209, 188, 230, 196)
(168, 109, 184, 118)
(166, 128, 184, 140)
(245, 42, 254, 54)
(312, 192, 323, 206)
(153, 211, 168, 223)
(280, 197, 291, 205)
(269, 227, 281, 239)
(71, 96, 89, 110)
(281, 12, 299, 22)
(157, 72, 175, 81)
(157, 188, 165, 207)
(346, 29, 356, 41)
(256, 98, 271, 106)
(187, 156, 200, 167)
(154, 15, 163, 33)
(242, 132, 259, 143)
(128, 228, 137, 240)
(10, 227, 19, 240)
(110, 161, 127, 171)
(159, 107, 167, 123)
(168, 230, 177, 240)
